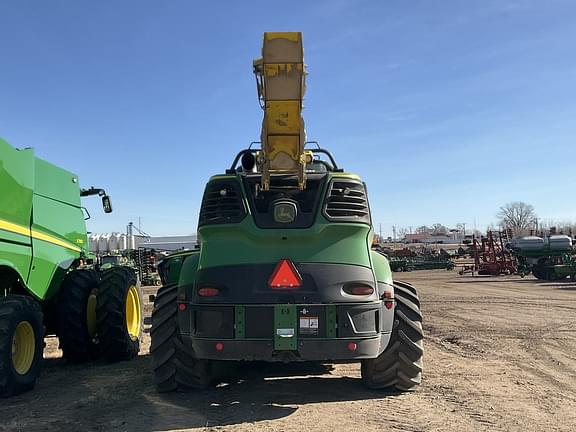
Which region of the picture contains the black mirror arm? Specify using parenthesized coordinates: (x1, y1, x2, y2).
(80, 187, 107, 197)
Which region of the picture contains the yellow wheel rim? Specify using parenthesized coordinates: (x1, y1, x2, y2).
(126, 285, 141, 339)
(12, 321, 36, 375)
(86, 290, 98, 338)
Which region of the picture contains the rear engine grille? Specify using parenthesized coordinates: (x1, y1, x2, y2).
(324, 180, 370, 224)
(199, 181, 246, 226)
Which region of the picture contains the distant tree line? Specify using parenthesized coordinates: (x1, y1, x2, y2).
(386, 201, 574, 243)
(496, 201, 575, 237)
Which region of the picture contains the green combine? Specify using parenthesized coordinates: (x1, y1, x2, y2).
(150, 32, 424, 391)
(0, 138, 144, 397)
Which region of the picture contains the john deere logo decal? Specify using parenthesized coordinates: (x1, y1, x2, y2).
(274, 202, 297, 224)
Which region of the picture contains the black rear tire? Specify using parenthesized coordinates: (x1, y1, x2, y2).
(0, 295, 44, 397)
(150, 283, 211, 392)
(361, 281, 423, 391)
(96, 267, 143, 361)
(57, 269, 100, 362)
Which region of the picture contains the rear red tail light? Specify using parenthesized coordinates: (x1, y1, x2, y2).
(198, 287, 220, 297)
(345, 285, 374, 296)
(350, 286, 374, 295)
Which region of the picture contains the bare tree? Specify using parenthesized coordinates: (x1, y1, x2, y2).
(539, 219, 576, 235)
(396, 227, 408, 241)
(496, 201, 537, 235)
(431, 223, 448, 235)
(415, 225, 429, 234)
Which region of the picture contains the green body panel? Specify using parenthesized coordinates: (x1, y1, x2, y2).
(198, 217, 372, 269)
(34, 158, 82, 207)
(28, 194, 86, 300)
(234, 306, 245, 338)
(164, 251, 197, 286)
(274, 305, 297, 350)
(0, 138, 89, 300)
(325, 305, 337, 338)
(197, 173, 374, 270)
(0, 246, 32, 280)
(0, 139, 34, 284)
(370, 250, 393, 284)
(0, 140, 34, 229)
(177, 253, 201, 289)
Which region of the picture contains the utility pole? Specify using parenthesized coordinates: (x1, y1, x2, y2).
(379, 223, 382, 243)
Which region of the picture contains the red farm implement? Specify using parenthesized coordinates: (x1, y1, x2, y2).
(459, 230, 517, 275)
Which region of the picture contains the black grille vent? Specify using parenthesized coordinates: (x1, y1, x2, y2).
(324, 180, 370, 223)
(199, 181, 246, 226)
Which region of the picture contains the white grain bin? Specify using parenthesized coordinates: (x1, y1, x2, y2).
(98, 234, 112, 254)
(118, 234, 128, 251)
(109, 233, 121, 252)
(89, 234, 101, 253)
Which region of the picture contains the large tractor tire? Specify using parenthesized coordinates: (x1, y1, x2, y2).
(96, 267, 143, 361)
(0, 295, 44, 397)
(57, 269, 100, 362)
(150, 283, 211, 392)
(361, 280, 423, 391)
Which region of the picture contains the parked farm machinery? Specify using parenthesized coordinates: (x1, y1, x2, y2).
(509, 235, 576, 281)
(149, 32, 424, 393)
(0, 138, 144, 397)
(129, 248, 162, 286)
(459, 230, 517, 275)
(376, 247, 455, 272)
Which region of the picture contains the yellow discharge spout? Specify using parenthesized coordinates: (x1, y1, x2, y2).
(253, 32, 312, 190)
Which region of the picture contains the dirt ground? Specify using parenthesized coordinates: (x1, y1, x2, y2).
(1, 270, 576, 432)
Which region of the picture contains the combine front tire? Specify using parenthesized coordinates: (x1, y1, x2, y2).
(150, 283, 211, 392)
(96, 267, 143, 361)
(57, 269, 100, 362)
(0, 296, 44, 397)
(361, 281, 424, 391)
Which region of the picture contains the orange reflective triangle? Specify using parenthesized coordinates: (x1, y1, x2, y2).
(268, 259, 302, 289)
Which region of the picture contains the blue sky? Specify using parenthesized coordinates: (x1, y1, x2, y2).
(1, 0, 575, 237)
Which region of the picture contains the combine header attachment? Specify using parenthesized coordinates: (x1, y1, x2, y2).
(253, 32, 312, 190)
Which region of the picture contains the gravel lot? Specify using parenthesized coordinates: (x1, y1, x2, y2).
(1, 270, 575, 432)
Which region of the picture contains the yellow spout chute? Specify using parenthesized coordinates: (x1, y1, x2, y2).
(253, 32, 312, 190)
